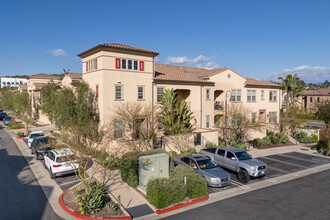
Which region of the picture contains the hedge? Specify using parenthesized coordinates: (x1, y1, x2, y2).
(251, 132, 289, 148)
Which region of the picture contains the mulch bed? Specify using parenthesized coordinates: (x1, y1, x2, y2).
(62, 182, 125, 218)
(256, 142, 295, 150)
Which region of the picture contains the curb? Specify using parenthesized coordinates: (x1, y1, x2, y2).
(16, 137, 25, 139)
(155, 195, 209, 215)
(58, 189, 132, 220)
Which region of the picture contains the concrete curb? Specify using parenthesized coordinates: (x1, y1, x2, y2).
(58, 189, 132, 220)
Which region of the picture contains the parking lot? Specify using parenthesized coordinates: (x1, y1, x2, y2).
(207, 151, 330, 194)
(23, 139, 83, 191)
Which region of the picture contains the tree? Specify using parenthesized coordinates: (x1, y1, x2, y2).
(158, 89, 194, 135)
(13, 92, 31, 133)
(40, 82, 58, 123)
(220, 104, 263, 146)
(278, 74, 305, 107)
(0, 89, 14, 111)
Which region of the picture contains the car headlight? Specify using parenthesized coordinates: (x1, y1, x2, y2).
(250, 166, 257, 171)
(208, 177, 220, 182)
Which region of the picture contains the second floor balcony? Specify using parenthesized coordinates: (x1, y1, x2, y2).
(214, 101, 224, 111)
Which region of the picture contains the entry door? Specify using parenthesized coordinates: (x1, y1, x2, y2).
(194, 133, 201, 146)
(259, 110, 266, 123)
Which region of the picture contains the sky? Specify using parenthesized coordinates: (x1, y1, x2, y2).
(0, 0, 329, 83)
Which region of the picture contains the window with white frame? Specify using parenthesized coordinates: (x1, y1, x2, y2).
(231, 89, 241, 101)
(86, 59, 97, 71)
(206, 89, 210, 100)
(269, 91, 277, 101)
(157, 87, 164, 102)
(115, 85, 122, 100)
(137, 86, 144, 100)
(206, 115, 210, 128)
(128, 60, 132, 70)
(261, 90, 265, 100)
(269, 112, 277, 123)
(247, 90, 256, 102)
(251, 112, 256, 123)
(114, 121, 124, 139)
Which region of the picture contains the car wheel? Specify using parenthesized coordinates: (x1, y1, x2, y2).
(31, 148, 34, 155)
(49, 168, 56, 179)
(237, 169, 250, 183)
(43, 161, 47, 169)
(36, 152, 39, 160)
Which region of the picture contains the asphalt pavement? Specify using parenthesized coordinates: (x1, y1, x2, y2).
(162, 169, 330, 220)
(0, 126, 63, 220)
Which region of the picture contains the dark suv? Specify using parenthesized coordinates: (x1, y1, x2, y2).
(31, 136, 53, 160)
(0, 112, 7, 120)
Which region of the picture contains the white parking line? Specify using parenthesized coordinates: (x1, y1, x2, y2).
(231, 180, 250, 190)
(58, 179, 81, 187)
(264, 177, 277, 183)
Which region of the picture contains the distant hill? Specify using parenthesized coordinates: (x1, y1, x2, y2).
(0, 73, 65, 80)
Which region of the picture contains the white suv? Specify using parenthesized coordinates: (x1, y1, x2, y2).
(44, 148, 79, 179)
(28, 131, 44, 148)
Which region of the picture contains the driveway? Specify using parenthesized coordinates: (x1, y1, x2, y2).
(162, 169, 330, 220)
(0, 126, 62, 220)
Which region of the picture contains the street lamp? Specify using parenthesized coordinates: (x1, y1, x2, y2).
(224, 90, 231, 146)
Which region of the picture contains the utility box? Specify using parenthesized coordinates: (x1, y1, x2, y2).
(139, 153, 169, 188)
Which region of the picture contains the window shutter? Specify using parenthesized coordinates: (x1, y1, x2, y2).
(116, 58, 121, 69)
(86, 62, 88, 72)
(140, 61, 144, 71)
(95, 59, 97, 70)
(96, 85, 99, 97)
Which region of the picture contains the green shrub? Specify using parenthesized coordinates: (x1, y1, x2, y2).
(16, 132, 25, 137)
(9, 123, 24, 129)
(316, 139, 330, 156)
(235, 142, 247, 150)
(170, 165, 207, 199)
(78, 182, 108, 215)
(251, 132, 290, 148)
(311, 134, 318, 143)
(181, 148, 197, 155)
(146, 177, 186, 209)
(204, 141, 218, 149)
(278, 133, 289, 144)
(105, 202, 119, 212)
(169, 151, 177, 157)
(294, 131, 317, 143)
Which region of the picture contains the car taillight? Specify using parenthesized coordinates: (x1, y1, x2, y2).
(53, 164, 62, 168)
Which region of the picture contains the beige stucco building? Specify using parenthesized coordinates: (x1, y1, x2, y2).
(300, 88, 330, 113)
(78, 43, 282, 141)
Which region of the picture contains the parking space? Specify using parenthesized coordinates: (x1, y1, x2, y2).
(23, 139, 81, 191)
(208, 151, 330, 194)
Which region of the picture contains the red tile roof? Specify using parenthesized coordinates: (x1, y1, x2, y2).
(301, 88, 330, 96)
(28, 73, 60, 80)
(65, 72, 82, 79)
(78, 43, 159, 58)
(245, 78, 282, 88)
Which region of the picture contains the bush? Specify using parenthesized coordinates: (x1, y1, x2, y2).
(147, 177, 186, 209)
(78, 182, 108, 215)
(170, 165, 207, 199)
(169, 151, 177, 157)
(16, 132, 25, 137)
(316, 139, 330, 156)
(181, 148, 197, 155)
(235, 142, 247, 150)
(294, 131, 317, 143)
(120, 149, 168, 187)
(251, 132, 290, 148)
(8, 123, 24, 129)
(311, 134, 318, 143)
(204, 141, 218, 149)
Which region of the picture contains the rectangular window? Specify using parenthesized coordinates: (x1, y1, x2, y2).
(128, 60, 132, 70)
(251, 112, 256, 123)
(138, 86, 144, 100)
(231, 89, 241, 102)
(116, 58, 121, 69)
(134, 61, 138, 70)
(122, 59, 126, 69)
(310, 97, 313, 102)
(247, 90, 256, 102)
(269, 112, 277, 123)
(317, 97, 320, 102)
(247, 90, 251, 102)
(261, 90, 265, 100)
(252, 90, 256, 101)
(269, 91, 277, 101)
(86, 59, 98, 72)
(114, 121, 124, 139)
(206, 115, 210, 128)
(140, 61, 144, 71)
(115, 85, 122, 100)
(206, 89, 210, 100)
(157, 87, 164, 102)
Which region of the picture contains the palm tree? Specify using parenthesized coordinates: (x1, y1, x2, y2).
(278, 74, 305, 108)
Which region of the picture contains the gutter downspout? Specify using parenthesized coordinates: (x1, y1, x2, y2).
(152, 57, 155, 135)
(200, 85, 203, 128)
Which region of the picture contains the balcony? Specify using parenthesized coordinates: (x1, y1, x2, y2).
(214, 101, 224, 111)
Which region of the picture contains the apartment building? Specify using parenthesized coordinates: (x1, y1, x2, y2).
(1, 77, 27, 89)
(78, 43, 282, 140)
(61, 72, 82, 89)
(300, 88, 330, 113)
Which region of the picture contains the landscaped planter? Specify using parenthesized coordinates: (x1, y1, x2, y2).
(6, 127, 25, 130)
(58, 188, 132, 220)
(155, 195, 209, 215)
(256, 142, 294, 149)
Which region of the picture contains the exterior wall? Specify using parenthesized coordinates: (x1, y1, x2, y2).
(82, 50, 154, 126)
(302, 95, 329, 113)
(1, 77, 27, 88)
(61, 75, 73, 88)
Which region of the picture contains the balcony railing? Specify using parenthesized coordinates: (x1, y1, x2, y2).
(214, 101, 224, 111)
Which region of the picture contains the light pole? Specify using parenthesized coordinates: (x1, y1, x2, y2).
(224, 90, 231, 146)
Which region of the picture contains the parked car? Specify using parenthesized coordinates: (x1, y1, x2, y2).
(0, 112, 7, 120)
(31, 136, 53, 160)
(44, 148, 79, 179)
(200, 147, 267, 183)
(173, 154, 230, 187)
(3, 116, 12, 125)
(28, 131, 44, 148)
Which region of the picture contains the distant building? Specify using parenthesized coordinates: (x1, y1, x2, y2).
(301, 88, 330, 113)
(1, 77, 28, 89)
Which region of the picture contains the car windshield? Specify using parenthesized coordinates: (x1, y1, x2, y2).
(235, 151, 252, 160)
(35, 138, 49, 147)
(30, 133, 43, 138)
(4, 117, 11, 120)
(197, 159, 217, 170)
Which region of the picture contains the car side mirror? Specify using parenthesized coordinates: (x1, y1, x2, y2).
(193, 166, 197, 169)
(231, 157, 236, 161)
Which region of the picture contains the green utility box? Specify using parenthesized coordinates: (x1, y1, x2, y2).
(139, 153, 169, 187)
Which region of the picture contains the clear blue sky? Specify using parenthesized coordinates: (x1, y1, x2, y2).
(1, 0, 329, 83)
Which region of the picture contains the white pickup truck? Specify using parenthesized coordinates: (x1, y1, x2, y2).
(200, 147, 267, 183)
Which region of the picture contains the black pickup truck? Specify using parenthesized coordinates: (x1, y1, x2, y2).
(31, 136, 53, 160)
